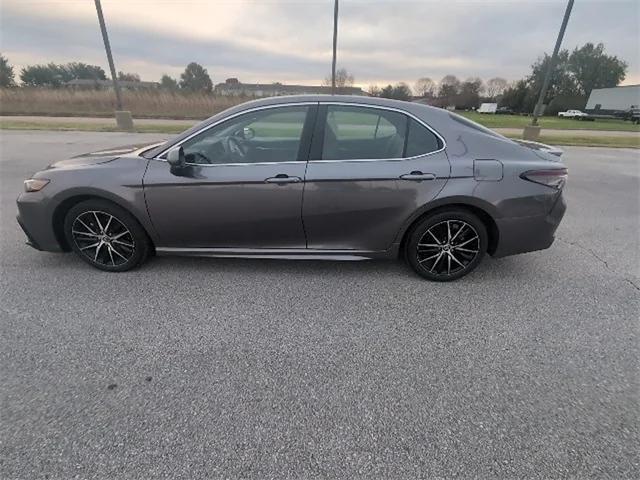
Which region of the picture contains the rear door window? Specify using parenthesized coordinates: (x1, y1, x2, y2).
(320, 105, 441, 160)
(322, 106, 407, 160)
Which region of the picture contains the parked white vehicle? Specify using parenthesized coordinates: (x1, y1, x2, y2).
(478, 102, 498, 114)
(558, 109, 589, 118)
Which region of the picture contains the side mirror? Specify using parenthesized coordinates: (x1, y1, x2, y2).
(167, 146, 185, 168)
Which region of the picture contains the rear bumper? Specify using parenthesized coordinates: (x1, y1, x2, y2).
(16, 194, 64, 252)
(492, 192, 566, 258)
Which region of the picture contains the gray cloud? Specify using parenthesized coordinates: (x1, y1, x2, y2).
(1, 0, 638, 87)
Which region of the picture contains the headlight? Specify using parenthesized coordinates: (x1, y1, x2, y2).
(24, 178, 50, 192)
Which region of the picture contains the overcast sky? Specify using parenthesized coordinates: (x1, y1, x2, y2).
(1, 0, 638, 88)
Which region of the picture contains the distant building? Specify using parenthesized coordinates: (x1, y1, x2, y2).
(585, 84, 640, 113)
(64, 79, 160, 90)
(214, 78, 365, 97)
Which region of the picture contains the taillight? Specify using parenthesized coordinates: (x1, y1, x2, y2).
(520, 168, 568, 189)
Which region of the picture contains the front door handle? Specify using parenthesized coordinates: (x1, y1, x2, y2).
(399, 171, 436, 181)
(265, 174, 302, 184)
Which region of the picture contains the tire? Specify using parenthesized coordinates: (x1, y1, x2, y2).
(64, 199, 151, 272)
(405, 209, 488, 282)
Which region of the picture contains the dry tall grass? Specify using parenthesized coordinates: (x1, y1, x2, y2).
(0, 88, 247, 119)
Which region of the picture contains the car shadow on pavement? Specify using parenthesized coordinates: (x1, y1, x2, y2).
(19, 247, 534, 284)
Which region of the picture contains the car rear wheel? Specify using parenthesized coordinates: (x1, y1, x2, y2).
(405, 209, 488, 281)
(64, 199, 150, 272)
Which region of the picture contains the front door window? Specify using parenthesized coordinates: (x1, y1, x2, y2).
(180, 106, 310, 165)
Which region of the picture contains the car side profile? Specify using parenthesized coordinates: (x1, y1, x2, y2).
(17, 95, 567, 281)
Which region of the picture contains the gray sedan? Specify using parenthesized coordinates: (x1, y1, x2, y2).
(17, 95, 567, 281)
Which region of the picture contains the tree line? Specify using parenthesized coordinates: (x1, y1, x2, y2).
(0, 56, 214, 93)
(364, 43, 627, 114)
(500, 43, 627, 114)
(0, 42, 628, 115)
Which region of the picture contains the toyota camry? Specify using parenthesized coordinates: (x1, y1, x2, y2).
(17, 95, 567, 281)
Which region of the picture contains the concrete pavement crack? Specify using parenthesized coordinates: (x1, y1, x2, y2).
(557, 236, 640, 292)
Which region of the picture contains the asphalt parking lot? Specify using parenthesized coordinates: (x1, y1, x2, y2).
(1, 131, 638, 479)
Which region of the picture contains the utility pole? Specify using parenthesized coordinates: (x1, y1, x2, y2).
(531, 0, 574, 126)
(94, 0, 133, 130)
(331, 0, 339, 95)
(94, 0, 122, 110)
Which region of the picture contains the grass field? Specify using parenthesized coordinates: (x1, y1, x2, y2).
(2, 88, 639, 133)
(502, 133, 639, 149)
(1, 87, 638, 148)
(0, 119, 187, 134)
(459, 111, 640, 132)
(0, 88, 244, 119)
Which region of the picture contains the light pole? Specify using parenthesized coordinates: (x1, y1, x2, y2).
(331, 0, 339, 95)
(530, 0, 574, 127)
(94, 0, 133, 130)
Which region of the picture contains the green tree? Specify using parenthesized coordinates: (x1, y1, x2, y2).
(64, 62, 106, 81)
(567, 42, 627, 96)
(19, 62, 107, 87)
(160, 74, 178, 91)
(379, 83, 412, 101)
(527, 50, 579, 105)
(0, 54, 15, 87)
(179, 62, 212, 93)
(392, 83, 412, 101)
(500, 80, 536, 113)
(458, 77, 484, 109)
(438, 75, 460, 99)
(20, 63, 65, 87)
(118, 71, 141, 82)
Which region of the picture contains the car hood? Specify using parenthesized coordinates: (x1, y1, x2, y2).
(48, 141, 165, 169)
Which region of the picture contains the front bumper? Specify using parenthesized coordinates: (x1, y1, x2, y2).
(16, 193, 64, 252)
(492, 192, 566, 258)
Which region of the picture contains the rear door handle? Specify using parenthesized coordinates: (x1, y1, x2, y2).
(399, 171, 436, 181)
(265, 174, 302, 184)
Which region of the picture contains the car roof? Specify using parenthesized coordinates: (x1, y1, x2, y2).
(220, 94, 445, 116)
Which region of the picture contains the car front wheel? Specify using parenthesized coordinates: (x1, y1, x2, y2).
(405, 209, 488, 281)
(64, 199, 151, 272)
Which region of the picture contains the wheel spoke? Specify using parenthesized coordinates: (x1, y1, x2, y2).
(77, 218, 97, 235)
(447, 221, 451, 243)
(450, 223, 466, 243)
(427, 230, 441, 245)
(72, 230, 99, 238)
(449, 252, 466, 269)
(113, 239, 134, 248)
(454, 235, 479, 248)
(104, 215, 113, 234)
(447, 253, 451, 274)
(80, 241, 101, 251)
(418, 252, 441, 264)
(111, 231, 130, 240)
(107, 245, 116, 266)
(418, 243, 440, 248)
(94, 242, 103, 261)
(110, 246, 129, 262)
(93, 212, 105, 233)
(429, 251, 444, 272)
(455, 247, 479, 254)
